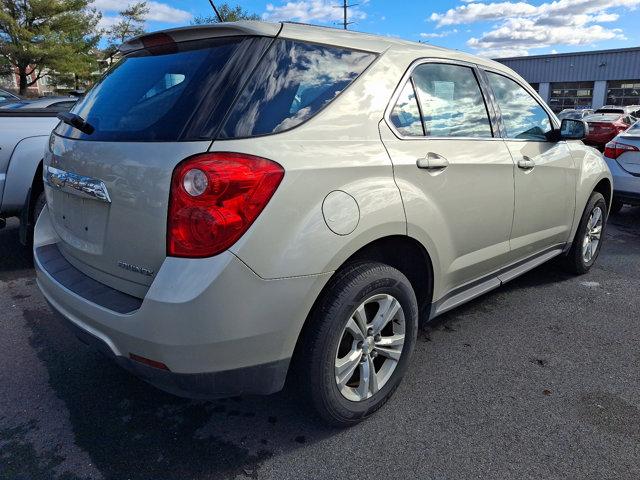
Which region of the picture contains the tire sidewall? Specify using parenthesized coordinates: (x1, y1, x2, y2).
(311, 264, 418, 424)
(33, 191, 46, 224)
(573, 193, 607, 271)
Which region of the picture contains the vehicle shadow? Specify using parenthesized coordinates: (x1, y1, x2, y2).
(22, 304, 336, 480)
(0, 220, 33, 280)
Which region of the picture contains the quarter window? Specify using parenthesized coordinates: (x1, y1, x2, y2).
(487, 72, 552, 141)
(389, 80, 423, 136)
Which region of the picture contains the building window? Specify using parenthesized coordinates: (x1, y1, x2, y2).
(606, 80, 640, 106)
(529, 83, 539, 92)
(548, 81, 594, 112)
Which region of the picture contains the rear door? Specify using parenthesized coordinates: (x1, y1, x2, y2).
(483, 70, 577, 260)
(380, 60, 516, 295)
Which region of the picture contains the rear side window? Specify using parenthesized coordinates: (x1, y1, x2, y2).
(55, 36, 272, 142)
(412, 63, 492, 138)
(389, 63, 492, 138)
(219, 40, 375, 139)
(486, 72, 552, 141)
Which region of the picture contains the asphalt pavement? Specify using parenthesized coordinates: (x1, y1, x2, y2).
(1, 209, 640, 480)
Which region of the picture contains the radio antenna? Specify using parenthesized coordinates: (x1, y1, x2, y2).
(208, 0, 223, 22)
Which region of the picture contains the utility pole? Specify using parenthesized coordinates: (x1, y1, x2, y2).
(335, 0, 357, 30)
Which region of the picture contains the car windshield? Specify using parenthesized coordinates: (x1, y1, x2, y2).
(0, 101, 32, 109)
(627, 121, 640, 134)
(559, 111, 582, 119)
(0, 99, 76, 112)
(585, 113, 621, 122)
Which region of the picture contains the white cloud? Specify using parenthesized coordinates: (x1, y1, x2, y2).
(430, 2, 536, 26)
(263, 1, 367, 23)
(93, 0, 192, 24)
(420, 29, 458, 39)
(97, 15, 120, 30)
(429, 0, 638, 56)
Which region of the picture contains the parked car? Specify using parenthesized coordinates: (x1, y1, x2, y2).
(0, 97, 76, 242)
(604, 120, 640, 213)
(595, 105, 640, 116)
(558, 108, 593, 120)
(34, 22, 612, 426)
(0, 88, 20, 106)
(0, 96, 78, 112)
(584, 112, 637, 150)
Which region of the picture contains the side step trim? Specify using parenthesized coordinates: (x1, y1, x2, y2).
(430, 246, 564, 319)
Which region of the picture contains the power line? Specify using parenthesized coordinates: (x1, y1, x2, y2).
(334, 0, 358, 30)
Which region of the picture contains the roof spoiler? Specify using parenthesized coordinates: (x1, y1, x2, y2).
(119, 21, 282, 54)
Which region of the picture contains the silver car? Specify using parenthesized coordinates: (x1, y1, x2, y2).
(34, 22, 612, 426)
(604, 120, 640, 212)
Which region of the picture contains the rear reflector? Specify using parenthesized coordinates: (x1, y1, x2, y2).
(167, 152, 284, 258)
(604, 141, 639, 159)
(129, 353, 170, 371)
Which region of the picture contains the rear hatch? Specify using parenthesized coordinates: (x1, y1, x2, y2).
(45, 32, 274, 297)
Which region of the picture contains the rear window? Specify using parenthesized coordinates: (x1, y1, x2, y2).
(218, 40, 375, 139)
(585, 114, 622, 122)
(595, 109, 624, 114)
(55, 36, 272, 142)
(55, 36, 375, 142)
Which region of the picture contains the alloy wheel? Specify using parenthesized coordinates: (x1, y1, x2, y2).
(582, 205, 603, 263)
(334, 294, 405, 402)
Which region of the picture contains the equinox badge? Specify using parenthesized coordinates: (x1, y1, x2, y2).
(118, 261, 154, 277)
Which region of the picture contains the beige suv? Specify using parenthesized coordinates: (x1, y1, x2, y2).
(34, 22, 612, 426)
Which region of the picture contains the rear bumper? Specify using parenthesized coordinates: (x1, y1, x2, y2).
(604, 157, 640, 205)
(34, 205, 330, 398)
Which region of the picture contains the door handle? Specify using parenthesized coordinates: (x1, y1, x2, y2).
(517, 156, 535, 170)
(416, 152, 450, 171)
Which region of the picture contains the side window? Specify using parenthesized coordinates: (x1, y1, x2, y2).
(219, 40, 376, 138)
(411, 63, 493, 138)
(486, 72, 552, 141)
(389, 80, 424, 136)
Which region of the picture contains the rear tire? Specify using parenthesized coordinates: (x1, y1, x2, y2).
(301, 262, 418, 427)
(564, 192, 607, 275)
(32, 191, 46, 224)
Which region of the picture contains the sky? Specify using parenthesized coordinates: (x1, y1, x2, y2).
(93, 0, 640, 58)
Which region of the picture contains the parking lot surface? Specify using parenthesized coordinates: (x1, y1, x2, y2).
(1, 210, 640, 480)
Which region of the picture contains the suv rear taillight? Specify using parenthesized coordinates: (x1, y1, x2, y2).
(604, 141, 639, 159)
(168, 152, 284, 258)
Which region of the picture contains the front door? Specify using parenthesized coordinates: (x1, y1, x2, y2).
(380, 61, 516, 299)
(484, 71, 577, 260)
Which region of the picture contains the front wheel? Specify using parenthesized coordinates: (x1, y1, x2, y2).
(301, 262, 419, 427)
(564, 192, 607, 274)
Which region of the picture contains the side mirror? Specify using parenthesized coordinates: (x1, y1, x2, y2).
(559, 118, 588, 140)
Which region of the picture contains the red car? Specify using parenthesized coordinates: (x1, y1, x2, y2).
(584, 112, 637, 150)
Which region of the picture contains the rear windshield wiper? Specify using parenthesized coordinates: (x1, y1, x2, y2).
(57, 112, 95, 135)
